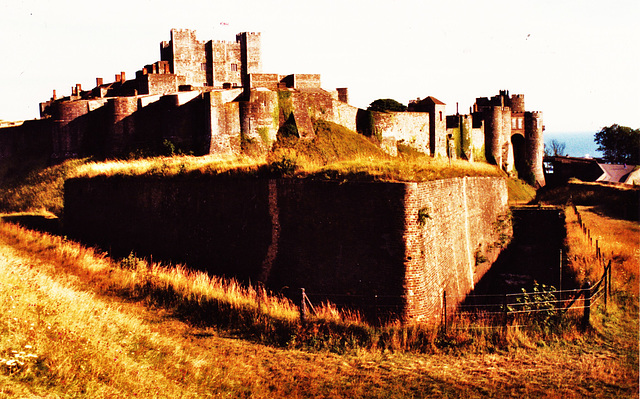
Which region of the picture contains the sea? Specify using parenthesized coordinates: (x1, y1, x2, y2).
(543, 132, 602, 159)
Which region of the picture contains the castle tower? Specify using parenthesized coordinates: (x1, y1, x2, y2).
(106, 97, 138, 156)
(237, 32, 262, 89)
(510, 94, 525, 113)
(165, 29, 207, 87)
(525, 111, 545, 187)
(486, 106, 504, 166)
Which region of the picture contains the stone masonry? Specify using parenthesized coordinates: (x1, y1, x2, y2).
(64, 175, 510, 322)
(0, 29, 545, 186)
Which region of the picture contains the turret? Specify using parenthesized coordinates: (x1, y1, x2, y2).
(525, 111, 545, 187)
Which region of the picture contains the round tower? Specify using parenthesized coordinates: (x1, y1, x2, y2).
(51, 100, 90, 159)
(525, 111, 545, 187)
(485, 106, 503, 166)
(501, 107, 514, 173)
(107, 97, 138, 156)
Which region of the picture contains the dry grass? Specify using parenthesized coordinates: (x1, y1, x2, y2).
(73, 154, 267, 179)
(565, 205, 640, 298)
(72, 120, 505, 183)
(0, 158, 87, 216)
(0, 218, 638, 397)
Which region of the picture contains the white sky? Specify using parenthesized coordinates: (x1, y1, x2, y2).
(1, 0, 638, 135)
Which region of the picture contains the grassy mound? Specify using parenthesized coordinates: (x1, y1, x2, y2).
(0, 119, 528, 216)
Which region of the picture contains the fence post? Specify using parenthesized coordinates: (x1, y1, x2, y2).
(582, 281, 591, 331)
(442, 290, 447, 333)
(503, 294, 508, 327)
(559, 249, 563, 296)
(608, 260, 612, 298)
(300, 288, 307, 324)
(604, 264, 608, 312)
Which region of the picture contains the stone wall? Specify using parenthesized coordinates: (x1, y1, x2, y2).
(371, 111, 430, 154)
(64, 176, 510, 322)
(0, 119, 52, 162)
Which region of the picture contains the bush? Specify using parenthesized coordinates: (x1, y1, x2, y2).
(267, 149, 299, 177)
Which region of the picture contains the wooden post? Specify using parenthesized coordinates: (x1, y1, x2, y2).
(582, 281, 591, 331)
(604, 266, 608, 312)
(503, 294, 508, 327)
(442, 290, 447, 332)
(559, 249, 563, 297)
(607, 260, 612, 300)
(300, 288, 307, 324)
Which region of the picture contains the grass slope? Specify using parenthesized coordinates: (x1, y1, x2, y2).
(0, 212, 637, 397)
(0, 120, 531, 217)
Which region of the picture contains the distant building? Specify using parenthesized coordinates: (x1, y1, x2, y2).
(544, 155, 639, 186)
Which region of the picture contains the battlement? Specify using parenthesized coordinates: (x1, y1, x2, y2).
(27, 29, 544, 188)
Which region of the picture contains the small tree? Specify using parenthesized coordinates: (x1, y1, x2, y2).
(594, 124, 640, 164)
(367, 99, 407, 113)
(544, 139, 567, 157)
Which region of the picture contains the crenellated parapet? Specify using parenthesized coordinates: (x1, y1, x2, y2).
(472, 90, 545, 185)
(23, 30, 544, 186)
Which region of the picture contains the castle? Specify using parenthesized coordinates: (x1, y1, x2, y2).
(8, 29, 545, 186)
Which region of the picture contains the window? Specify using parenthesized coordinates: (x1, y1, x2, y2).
(231, 63, 238, 72)
(439, 111, 443, 121)
(200, 63, 207, 71)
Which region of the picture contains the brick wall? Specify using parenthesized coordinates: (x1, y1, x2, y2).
(64, 176, 509, 323)
(402, 177, 510, 321)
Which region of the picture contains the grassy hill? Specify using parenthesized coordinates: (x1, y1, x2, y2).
(0, 119, 531, 217)
(0, 120, 636, 396)
(0, 206, 636, 397)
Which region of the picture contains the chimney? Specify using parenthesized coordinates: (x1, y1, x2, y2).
(337, 88, 349, 103)
(115, 74, 121, 82)
(96, 77, 103, 86)
(76, 83, 82, 94)
(120, 71, 126, 82)
(52, 89, 57, 100)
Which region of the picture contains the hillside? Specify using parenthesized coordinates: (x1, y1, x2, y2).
(0, 120, 637, 397)
(0, 119, 531, 218)
(0, 206, 637, 397)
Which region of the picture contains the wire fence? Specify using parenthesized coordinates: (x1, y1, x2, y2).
(297, 204, 613, 330)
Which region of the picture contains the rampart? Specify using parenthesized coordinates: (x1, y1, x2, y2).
(0, 29, 545, 188)
(64, 176, 510, 322)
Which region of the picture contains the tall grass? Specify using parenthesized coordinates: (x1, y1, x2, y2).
(565, 205, 639, 299)
(1, 213, 638, 396)
(0, 220, 595, 356)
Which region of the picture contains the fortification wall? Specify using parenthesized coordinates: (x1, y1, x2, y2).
(371, 111, 430, 154)
(64, 176, 510, 322)
(328, 100, 358, 132)
(138, 74, 180, 96)
(0, 119, 52, 161)
(240, 89, 279, 150)
(402, 177, 509, 320)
